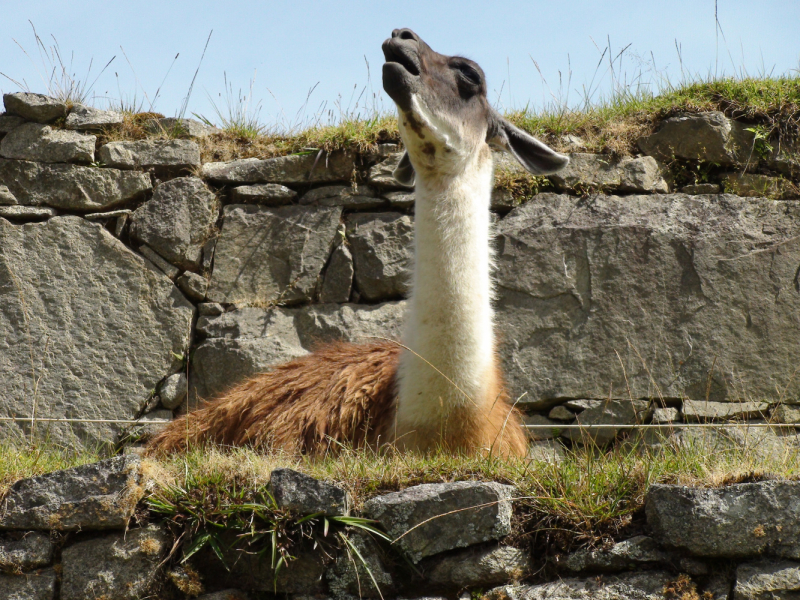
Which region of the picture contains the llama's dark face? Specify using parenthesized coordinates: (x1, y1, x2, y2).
(382, 29, 568, 184)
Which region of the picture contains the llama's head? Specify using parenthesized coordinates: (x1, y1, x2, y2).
(382, 28, 568, 186)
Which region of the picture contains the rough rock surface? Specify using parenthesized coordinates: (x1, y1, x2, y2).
(61, 525, 167, 600)
(425, 545, 530, 588)
(207, 204, 341, 304)
(487, 571, 675, 600)
(139, 244, 180, 279)
(682, 183, 722, 194)
(638, 111, 754, 165)
(0, 533, 53, 572)
(0, 568, 57, 600)
(0, 456, 143, 531)
(300, 185, 385, 209)
(0, 206, 56, 220)
(722, 173, 797, 199)
(363, 481, 514, 563)
(202, 152, 354, 184)
(646, 480, 800, 558)
(177, 271, 209, 300)
(563, 536, 669, 572)
(130, 177, 219, 271)
(682, 399, 770, 422)
(346, 212, 413, 301)
(0, 113, 25, 134)
(327, 532, 394, 599)
(319, 242, 354, 303)
(0, 184, 16, 205)
(734, 561, 800, 600)
(98, 139, 200, 171)
(0, 159, 151, 209)
(191, 301, 404, 402)
(159, 373, 188, 410)
(229, 183, 297, 205)
(561, 400, 651, 445)
(3, 93, 66, 123)
(494, 193, 800, 405)
(0, 123, 96, 163)
(550, 154, 668, 193)
(0, 217, 193, 445)
(268, 468, 349, 515)
(368, 152, 414, 188)
(65, 104, 125, 131)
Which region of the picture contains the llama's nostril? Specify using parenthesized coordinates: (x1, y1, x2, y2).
(393, 28, 419, 42)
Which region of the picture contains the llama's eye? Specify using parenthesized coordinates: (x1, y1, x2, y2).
(456, 65, 481, 85)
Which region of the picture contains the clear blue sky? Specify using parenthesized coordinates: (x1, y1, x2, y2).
(1, 1, 797, 132)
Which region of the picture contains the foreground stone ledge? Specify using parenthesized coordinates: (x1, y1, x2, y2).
(0, 158, 151, 210)
(0, 456, 143, 531)
(363, 481, 514, 563)
(487, 571, 675, 600)
(646, 480, 800, 558)
(202, 151, 355, 184)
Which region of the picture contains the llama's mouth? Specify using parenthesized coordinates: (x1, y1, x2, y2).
(382, 40, 420, 112)
(382, 42, 421, 77)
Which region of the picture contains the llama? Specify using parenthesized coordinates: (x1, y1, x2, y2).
(147, 29, 568, 458)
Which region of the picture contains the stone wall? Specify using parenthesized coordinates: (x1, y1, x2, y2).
(1, 92, 800, 448)
(2, 456, 800, 599)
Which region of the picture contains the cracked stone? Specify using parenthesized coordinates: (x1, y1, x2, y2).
(3, 93, 66, 123)
(0, 123, 96, 163)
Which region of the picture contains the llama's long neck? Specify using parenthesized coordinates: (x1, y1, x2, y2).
(395, 147, 497, 442)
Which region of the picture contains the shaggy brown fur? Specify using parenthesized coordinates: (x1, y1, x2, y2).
(146, 341, 528, 458)
(147, 341, 401, 456)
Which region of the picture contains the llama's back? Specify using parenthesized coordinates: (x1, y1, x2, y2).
(146, 340, 401, 456)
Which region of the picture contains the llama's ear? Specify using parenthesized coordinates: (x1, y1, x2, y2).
(487, 111, 569, 175)
(392, 151, 416, 186)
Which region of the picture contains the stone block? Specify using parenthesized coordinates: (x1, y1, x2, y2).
(65, 104, 125, 131)
(0, 184, 17, 205)
(3, 93, 66, 123)
(206, 204, 341, 305)
(177, 271, 209, 301)
(0, 113, 25, 134)
(561, 399, 651, 446)
(425, 545, 530, 588)
(549, 153, 668, 193)
(527, 440, 566, 463)
(522, 414, 561, 440)
(0, 456, 143, 531)
(486, 570, 675, 600)
(0, 159, 151, 210)
(681, 183, 721, 194)
(682, 399, 770, 422)
(300, 184, 385, 209)
(202, 152, 354, 184)
(646, 480, 800, 558)
(229, 183, 297, 205)
(0, 206, 56, 220)
(0, 533, 53, 572)
(146, 117, 220, 138)
(139, 244, 180, 279)
(319, 242, 354, 303)
(269, 468, 349, 515)
(368, 152, 413, 188)
(734, 561, 800, 600)
(327, 532, 394, 599)
(159, 373, 188, 410)
(562, 536, 669, 572)
(722, 173, 797, 199)
(98, 139, 200, 171)
(363, 481, 514, 563)
(0, 568, 56, 600)
(0, 123, 96, 163)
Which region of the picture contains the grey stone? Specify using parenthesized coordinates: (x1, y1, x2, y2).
(0, 185, 16, 205)
(494, 193, 800, 407)
(0, 123, 96, 164)
(269, 468, 349, 515)
(0, 159, 151, 210)
(139, 244, 180, 279)
(653, 407, 680, 424)
(300, 184, 384, 209)
(426, 545, 530, 588)
(83, 209, 132, 221)
(207, 204, 341, 305)
(3, 93, 66, 123)
(722, 173, 797, 199)
(328, 532, 394, 599)
(683, 399, 770, 422)
(229, 183, 297, 205)
(0, 456, 143, 531)
(0, 206, 56, 220)
(384, 190, 415, 209)
(646, 480, 800, 558)
(561, 400, 651, 446)
(346, 212, 413, 301)
(65, 104, 125, 131)
(549, 153, 668, 193)
(774, 404, 800, 425)
(202, 237, 217, 272)
(61, 525, 167, 600)
(563, 399, 603, 412)
(563, 536, 669, 572)
(363, 481, 514, 563)
(319, 242, 354, 303)
(0, 218, 193, 446)
(491, 187, 518, 211)
(527, 440, 566, 463)
(681, 183, 721, 194)
(191, 302, 404, 402)
(198, 302, 224, 316)
(523, 414, 561, 440)
(548, 405, 575, 421)
(638, 112, 754, 165)
(0, 568, 56, 600)
(98, 139, 200, 171)
(159, 373, 188, 410)
(202, 152, 355, 184)
(177, 271, 209, 301)
(487, 571, 675, 600)
(675, 424, 799, 463)
(734, 561, 800, 600)
(130, 177, 219, 271)
(146, 117, 220, 138)
(197, 591, 249, 600)
(0, 114, 25, 135)
(368, 152, 414, 188)
(0, 533, 53, 572)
